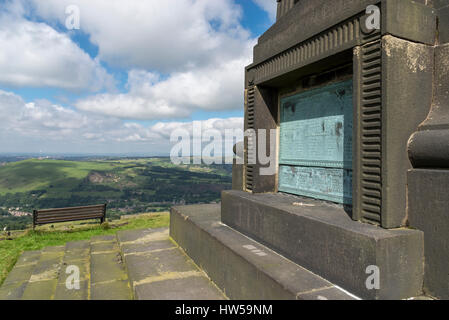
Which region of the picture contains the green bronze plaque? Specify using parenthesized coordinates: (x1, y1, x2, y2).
(279, 79, 353, 204)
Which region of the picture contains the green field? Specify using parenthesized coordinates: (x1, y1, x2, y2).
(0, 158, 232, 230)
(0, 159, 121, 194)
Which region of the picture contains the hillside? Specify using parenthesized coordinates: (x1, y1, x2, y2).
(0, 158, 231, 230)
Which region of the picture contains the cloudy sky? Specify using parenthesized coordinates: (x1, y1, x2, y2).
(0, 0, 276, 155)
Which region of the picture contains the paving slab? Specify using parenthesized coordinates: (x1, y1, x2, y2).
(65, 241, 90, 250)
(54, 280, 89, 300)
(117, 228, 168, 244)
(15, 251, 41, 267)
(121, 240, 176, 255)
(19, 248, 64, 300)
(42, 245, 65, 253)
(124, 246, 196, 283)
(0, 281, 28, 300)
(58, 261, 89, 285)
(135, 276, 226, 300)
(54, 240, 91, 301)
(63, 240, 90, 262)
(91, 280, 133, 300)
(22, 279, 57, 300)
(2, 263, 38, 287)
(90, 252, 128, 284)
(89, 235, 133, 300)
(118, 228, 226, 300)
(29, 251, 64, 283)
(91, 241, 118, 253)
(91, 235, 116, 243)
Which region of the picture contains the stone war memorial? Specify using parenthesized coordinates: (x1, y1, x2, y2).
(171, 0, 449, 300)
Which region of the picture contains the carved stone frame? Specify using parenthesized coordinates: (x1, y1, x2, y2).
(242, 0, 436, 229)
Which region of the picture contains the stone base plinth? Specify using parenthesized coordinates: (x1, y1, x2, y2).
(408, 169, 449, 300)
(221, 191, 424, 300)
(170, 204, 356, 300)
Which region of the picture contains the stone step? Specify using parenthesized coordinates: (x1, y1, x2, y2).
(89, 235, 133, 300)
(54, 240, 90, 300)
(117, 228, 226, 300)
(220, 191, 424, 299)
(1, 234, 133, 300)
(0, 250, 41, 300)
(22, 246, 65, 300)
(170, 204, 358, 300)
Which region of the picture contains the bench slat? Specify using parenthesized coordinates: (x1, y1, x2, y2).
(36, 212, 105, 219)
(36, 205, 105, 214)
(36, 214, 104, 223)
(35, 214, 104, 224)
(37, 209, 105, 217)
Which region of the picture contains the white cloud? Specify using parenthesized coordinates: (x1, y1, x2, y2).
(28, 0, 253, 73)
(0, 10, 114, 91)
(75, 52, 250, 120)
(18, 0, 256, 120)
(0, 90, 243, 154)
(252, 0, 277, 22)
(151, 117, 244, 139)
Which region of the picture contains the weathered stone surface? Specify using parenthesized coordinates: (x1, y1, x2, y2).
(296, 287, 356, 300)
(117, 227, 226, 300)
(54, 280, 88, 300)
(135, 276, 226, 300)
(408, 169, 449, 300)
(91, 280, 133, 300)
(14, 250, 41, 267)
(117, 228, 168, 243)
(2, 263, 38, 286)
(90, 235, 116, 242)
(383, 0, 437, 45)
(376, 35, 434, 228)
(221, 191, 424, 300)
(63, 240, 90, 263)
(120, 240, 175, 255)
(408, 44, 449, 168)
(232, 161, 243, 191)
(246, 86, 278, 193)
(22, 279, 57, 300)
(91, 240, 118, 253)
(58, 261, 89, 285)
(254, 0, 436, 67)
(65, 240, 90, 251)
(255, 0, 378, 65)
(90, 252, 128, 284)
(0, 281, 27, 300)
(171, 204, 357, 300)
(29, 252, 63, 281)
(439, 4, 449, 43)
(123, 246, 195, 284)
(42, 245, 65, 253)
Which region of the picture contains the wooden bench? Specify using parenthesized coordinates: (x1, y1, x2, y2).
(33, 204, 107, 229)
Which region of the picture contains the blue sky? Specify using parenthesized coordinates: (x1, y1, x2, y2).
(0, 0, 276, 155)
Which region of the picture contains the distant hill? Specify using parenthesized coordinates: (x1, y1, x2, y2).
(0, 158, 232, 230)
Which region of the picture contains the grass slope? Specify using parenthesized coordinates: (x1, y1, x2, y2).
(0, 159, 123, 195)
